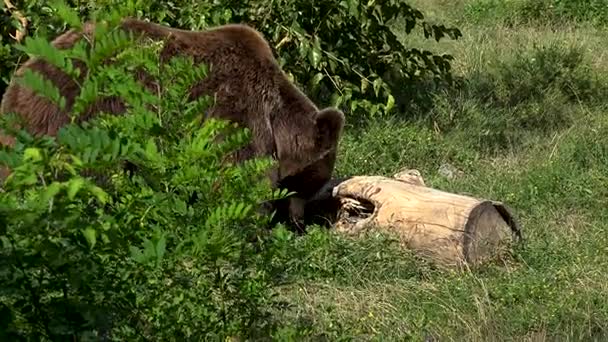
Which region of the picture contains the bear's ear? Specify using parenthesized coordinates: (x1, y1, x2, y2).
(314, 107, 345, 151)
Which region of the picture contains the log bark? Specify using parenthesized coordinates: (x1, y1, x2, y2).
(307, 169, 522, 267)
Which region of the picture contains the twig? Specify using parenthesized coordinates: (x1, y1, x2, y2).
(275, 34, 291, 50)
(4, 0, 28, 42)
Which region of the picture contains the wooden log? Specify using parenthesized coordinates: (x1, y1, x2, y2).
(306, 169, 522, 267)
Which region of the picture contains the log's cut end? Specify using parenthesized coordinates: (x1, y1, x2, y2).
(308, 170, 522, 268)
(461, 200, 520, 266)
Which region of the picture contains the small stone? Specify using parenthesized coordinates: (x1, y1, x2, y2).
(438, 163, 464, 179)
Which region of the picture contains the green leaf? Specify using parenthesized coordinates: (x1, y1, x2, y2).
(373, 78, 382, 97)
(145, 138, 160, 162)
(15, 36, 70, 73)
(311, 72, 325, 87)
(361, 78, 369, 93)
(0, 236, 11, 249)
(23, 148, 42, 162)
(89, 185, 110, 205)
(142, 239, 156, 261)
(173, 198, 188, 215)
(155, 234, 166, 265)
(298, 40, 309, 60)
(17, 69, 67, 110)
(67, 177, 85, 200)
(41, 182, 63, 203)
(51, 0, 83, 29)
(129, 246, 145, 263)
(347, 0, 360, 17)
(82, 227, 97, 249)
(386, 93, 395, 113)
(309, 37, 323, 69)
(72, 79, 100, 118)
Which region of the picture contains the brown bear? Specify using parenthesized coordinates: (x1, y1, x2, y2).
(0, 18, 345, 227)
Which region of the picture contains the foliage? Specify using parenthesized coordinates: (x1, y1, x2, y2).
(1, 0, 462, 121)
(0, 5, 298, 340)
(426, 41, 608, 153)
(465, 0, 608, 27)
(207, 0, 462, 119)
(517, 0, 608, 26)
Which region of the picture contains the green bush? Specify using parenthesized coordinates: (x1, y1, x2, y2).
(465, 0, 608, 27)
(1, 0, 462, 121)
(428, 42, 608, 153)
(517, 0, 608, 26)
(0, 5, 300, 340)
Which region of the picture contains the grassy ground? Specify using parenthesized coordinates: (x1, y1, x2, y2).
(275, 0, 608, 340)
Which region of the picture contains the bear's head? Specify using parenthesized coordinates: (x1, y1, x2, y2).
(274, 107, 344, 200)
(262, 106, 342, 230)
(269, 106, 344, 229)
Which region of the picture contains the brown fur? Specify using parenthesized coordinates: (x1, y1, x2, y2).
(0, 18, 345, 224)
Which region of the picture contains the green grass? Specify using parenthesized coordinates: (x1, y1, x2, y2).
(274, 0, 608, 340)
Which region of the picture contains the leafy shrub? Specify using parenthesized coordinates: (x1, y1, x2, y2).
(517, 0, 608, 26)
(465, 0, 608, 27)
(1, 0, 462, 121)
(0, 5, 299, 340)
(428, 42, 608, 153)
(492, 43, 604, 105)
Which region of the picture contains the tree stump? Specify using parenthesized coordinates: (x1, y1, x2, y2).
(306, 169, 522, 268)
